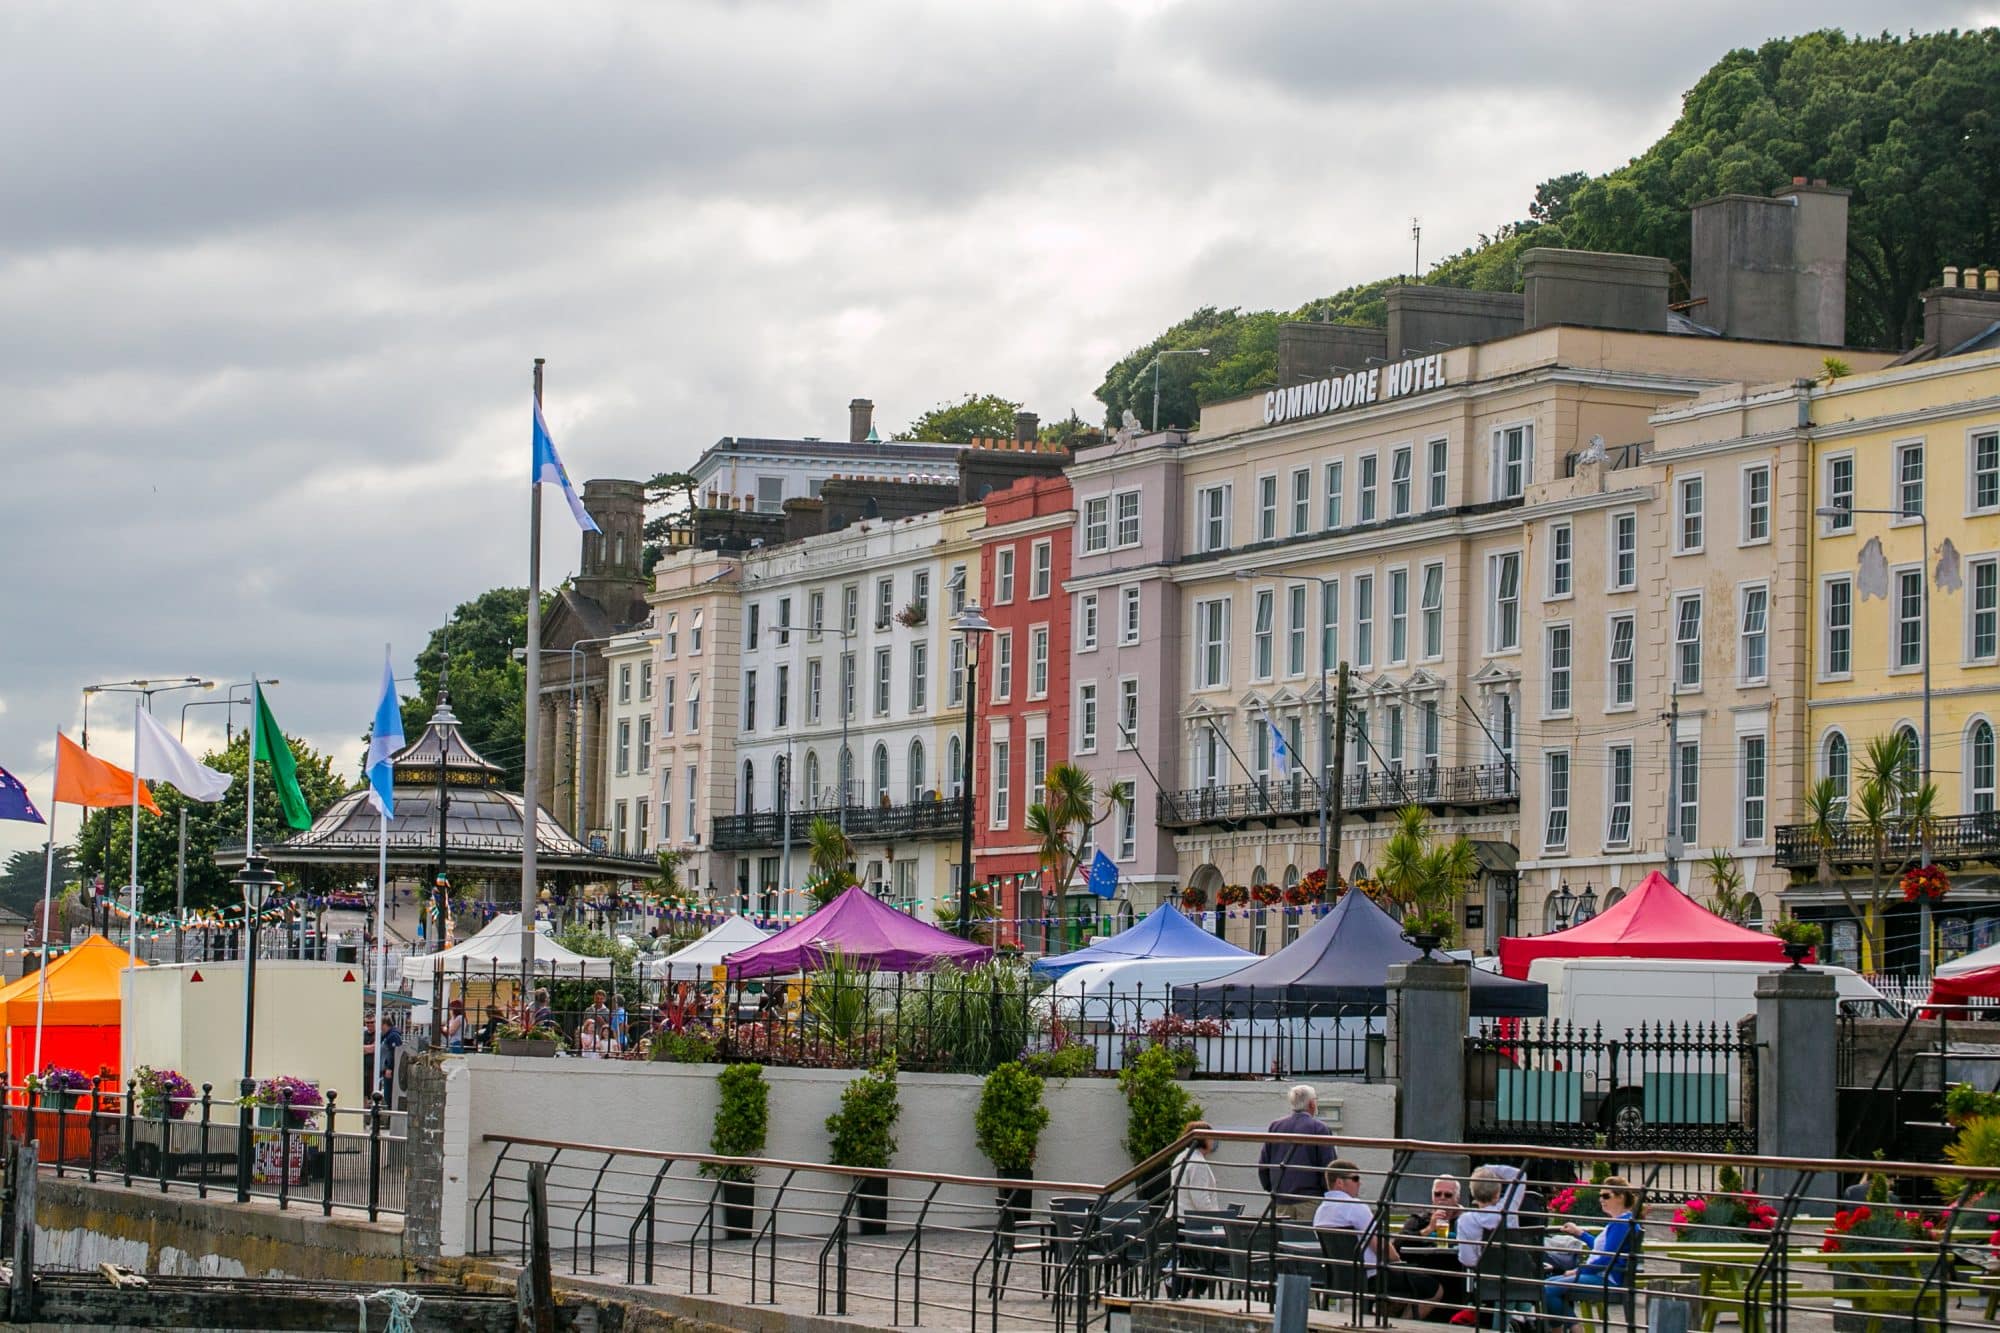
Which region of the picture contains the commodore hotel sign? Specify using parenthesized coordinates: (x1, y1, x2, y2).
(1262, 351, 1450, 425)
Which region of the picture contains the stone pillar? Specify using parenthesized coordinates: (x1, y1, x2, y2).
(1755, 968, 1837, 1199)
(1386, 959, 1470, 1204)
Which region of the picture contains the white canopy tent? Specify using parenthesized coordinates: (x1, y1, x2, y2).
(400, 912, 616, 983)
(648, 916, 772, 980)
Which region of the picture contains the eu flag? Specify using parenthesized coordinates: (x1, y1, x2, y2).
(0, 766, 44, 824)
(1085, 849, 1119, 899)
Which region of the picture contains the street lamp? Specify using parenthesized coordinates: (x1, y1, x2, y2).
(1238, 568, 1342, 875)
(1147, 347, 1210, 431)
(82, 677, 216, 952)
(178, 684, 274, 963)
(1817, 499, 1933, 971)
(234, 852, 279, 1202)
(952, 606, 995, 938)
(1549, 880, 1599, 931)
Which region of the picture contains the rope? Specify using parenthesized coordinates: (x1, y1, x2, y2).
(354, 1288, 422, 1333)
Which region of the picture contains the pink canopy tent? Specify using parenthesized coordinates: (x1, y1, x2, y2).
(723, 888, 994, 978)
(1498, 870, 1792, 979)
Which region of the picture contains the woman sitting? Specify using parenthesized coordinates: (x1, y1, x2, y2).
(1542, 1177, 1639, 1323)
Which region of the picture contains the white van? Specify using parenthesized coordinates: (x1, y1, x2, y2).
(1526, 956, 1897, 1032)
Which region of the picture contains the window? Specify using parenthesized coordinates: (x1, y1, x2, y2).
(1489, 553, 1520, 652)
(616, 719, 631, 776)
(742, 672, 757, 732)
(1320, 579, 1339, 671)
(1354, 574, 1375, 667)
(1547, 624, 1572, 714)
(1741, 735, 1767, 843)
(1427, 439, 1448, 510)
(1824, 455, 1854, 531)
(1084, 497, 1110, 552)
(948, 639, 965, 707)
(1824, 576, 1853, 676)
(1675, 741, 1700, 845)
(1252, 589, 1275, 680)
(1743, 464, 1771, 543)
(1607, 745, 1633, 847)
(838, 747, 853, 807)
(1115, 490, 1142, 547)
(1975, 559, 2000, 662)
(1609, 613, 1635, 708)
(1548, 522, 1572, 598)
(808, 590, 824, 636)
(1390, 446, 1413, 517)
(1420, 563, 1444, 659)
(873, 648, 891, 716)
(1824, 731, 1850, 810)
(1495, 424, 1532, 500)
(872, 743, 890, 805)
(1611, 512, 1637, 590)
(664, 612, 679, 657)
(638, 715, 653, 773)
(1977, 432, 2000, 512)
(1896, 442, 1925, 517)
(948, 564, 968, 614)
(993, 631, 1013, 700)
(1028, 736, 1047, 797)
(686, 673, 700, 730)
(1116, 786, 1136, 859)
(685, 764, 697, 835)
(1198, 485, 1229, 552)
(1386, 704, 1405, 770)
(908, 739, 926, 802)
(1257, 474, 1278, 541)
(875, 578, 893, 629)
(618, 663, 632, 705)
(1420, 699, 1440, 767)
(1324, 461, 1344, 530)
(1676, 475, 1705, 553)
(774, 664, 789, 727)
(746, 604, 761, 651)
(911, 571, 929, 620)
(756, 475, 784, 512)
(1740, 585, 1769, 684)
(909, 642, 928, 710)
(1077, 683, 1099, 752)
(662, 676, 675, 733)
(1028, 626, 1049, 698)
(1291, 468, 1311, 534)
(614, 800, 629, 852)
(840, 652, 856, 721)
(1079, 593, 1099, 651)
(690, 609, 704, 653)
(1895, 567, 1924, 670)
(1118, 679, 1138, 748)
(991, 741, 1011, 828)
(947, 736, 962, 798)
(659, 774, 671, 841)
(1031, 540, 1052, 599)
(995, 548, 1016, 603)
(1120, 586, 1141, 644)
(1973, 721, 1996, 813)
(1545, 752, 1570, 850)
(841, 585, 858, 634)
(1389, 568, 1409, 664)
(1286, 584, 1308, 676)
(1195, 599, 1229, 688)
(1358, 454, 1379, 523)
(640, 661, 653, 701)
(1674, 594, 1703, 689)
(806, 659, 822, 723)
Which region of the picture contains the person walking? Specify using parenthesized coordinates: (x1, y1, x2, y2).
(1257, 1084, 1335, 1220)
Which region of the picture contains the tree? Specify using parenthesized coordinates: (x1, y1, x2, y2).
(1842, 732, 1940, 970)
(1374, 806, 1479, 924)
(398, 587, 533, 789)
(1801, 776, 1845, 904)
(894, 394, 1022, 443)
(1026, 765, 1116, 947)
(0, 846, 74, 922)
(641, 469, 701, 572)
(1529, 170, 1592, 226)
(803, 816, 856, 908)
(1699, 847, 1754, 924)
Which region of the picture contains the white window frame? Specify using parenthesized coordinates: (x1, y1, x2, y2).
(1079, 592, 1099, 652)
(1675, 740, 1701, 847)
(1076, 682, 1099, 753)
(1195, 598, 1229, 690)
(1320, 579, 1339, 674)
(1610, 510, 1638, 591)
(1674, 592, 1703, 691)
(1892, 563, 1924, 672)
(1544, 750, 1570, 851)
(1390, 445, 1413, 518)
(1028, 625, 1050, 699)
(1286, 583, 1309, 677)
(1737, 582, 1769, 686)
(1119, 585, 1141, 645)
(805, 659, 820, 724)
(1030, 539, 1053, 599)
(1894, 440, 1925, 521)
(1607, 612, 1635, 711)
(1545, 622, 1572, 716)
(1547, 520, 1573, 600)
(806, 592, 823, 638)
(1606, 744, 1633, 848)
(1114, 490, 1142, 547)
(1969, 556, 1999, 664)
(1493, 422, 1533, 500)
(1083, 496, 1110, 552)
(1290, 467, 1312, 536)
(1420, 562, 1444, 660)
(992, 630, 1013, 701)
(872, 647, 891, 716)
(994, 548, 1016, 604)
(990, 740, 1012, 830)
(1252, 588, 1276, 682)
(1675, 474, 1705, 555)
(1354, 573, 1375, 669)
(947, 639, 965, 707)
(1972, 430, 2000, 516)
(1740, 734, 1768, 845)
(1324, 460, 1344, 530)
(1821, 574, 1854, 680)
(1357, 452, 1379, 524)
(1822, 453, 1855, 534)
(1198, 485, 1231, 553)
(875, 578, 893, 630)
(1426, 437, 1448, 511)
(662, 675, 676, 733)
(1741, 462, 1772, 546)
(1256, 473, 1279, 542)
(1488, 552, 1521, 654)
(909, 641, 928, 712)
(1970, 717, 1997, 814)
(1388, 566, 1409, 665)
(1117, 677, 1139, 750)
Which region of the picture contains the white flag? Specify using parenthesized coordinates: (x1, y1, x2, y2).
(133, 709, 232, 802)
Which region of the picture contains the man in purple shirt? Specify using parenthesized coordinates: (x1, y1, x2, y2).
(1257, 1084, 1336, 1219)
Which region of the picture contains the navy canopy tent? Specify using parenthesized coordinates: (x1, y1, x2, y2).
(1171, 889, 1547, 1018)
(1030, 902, 1255, 979)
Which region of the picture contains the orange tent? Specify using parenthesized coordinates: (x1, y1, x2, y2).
(0, 935, 144, 1085)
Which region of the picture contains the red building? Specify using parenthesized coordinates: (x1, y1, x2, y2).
(973, 474, 1073, 946)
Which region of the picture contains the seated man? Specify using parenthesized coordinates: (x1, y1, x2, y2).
(1314, 1160, 1440, 1314)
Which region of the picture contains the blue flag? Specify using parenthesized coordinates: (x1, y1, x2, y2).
(1086, 848, 1119, 899)
(533, 398, 601, 534)
(0, 766, 44, 824)
(1268, 717, 1294, 779)
(366, 649, 406, 817)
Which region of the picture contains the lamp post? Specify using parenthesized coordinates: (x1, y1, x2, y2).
(177, 684, 269, 964)
(82, 677, 215, 950)
(952, 606, 994, 938)
(1147, 348, 1210, 432)
(1237, 568, 1344, 875)
(234, 851, 279, 1201)
(1818, 500, 1933, 972)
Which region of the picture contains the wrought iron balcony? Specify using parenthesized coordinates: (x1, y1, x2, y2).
(1773, 811, 2000, 871)
(711, 795, 967, 851)
(1156, 762, 1516, 830)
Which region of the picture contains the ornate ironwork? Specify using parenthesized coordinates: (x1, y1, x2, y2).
(1774, 811, 2000, 870)
(711, 795, 967, 851)
(1156, 761, 1516, 829)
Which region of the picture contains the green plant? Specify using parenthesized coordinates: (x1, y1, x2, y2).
(1941, 1115, 2000, 1198)
(1376, 806, 1478, 918)
(804, 818, 857, 907)
(1822, 355, 1854, 381)
(1700, 847, 1754, 923)
(1946, 1083, 2000, 1127)
(497, 1019, 566, 1049)
(704, 1063, 769, 1183)
(1401, 906, 1458, 944)
(804, 950, 874, 1044)
(975, 1062, 1049, 1175)
(1118, 1045, 1203, 1164)
(825, 1060, 901, 1170)
(893, 959, 1043, 1074)
(1770, 917, 1823, 949)
(1022, 1044, 1097, 1080)
(648, 1028, 719, 1063)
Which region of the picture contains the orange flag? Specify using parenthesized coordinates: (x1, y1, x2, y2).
(53, 733, 159, 814)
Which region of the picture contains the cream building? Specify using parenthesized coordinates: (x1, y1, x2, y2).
(600, 629, 659, 856)
(646, 548, 743, 898)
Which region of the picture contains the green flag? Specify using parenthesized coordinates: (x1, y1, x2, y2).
(254, 684, 311, 829)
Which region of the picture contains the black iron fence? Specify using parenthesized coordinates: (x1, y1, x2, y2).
(1157, 762, 1515, 829)
(1774, 810, 2000, 870)
(712, 796, 967, 851)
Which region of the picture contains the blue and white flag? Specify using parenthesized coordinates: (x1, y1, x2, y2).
(0, 766, 44, 824)
(366, 649, 406, 817)
(1267, 717, 1294, 779)
(1085, 848, 1120, 899)
(533, 398, 601, 534)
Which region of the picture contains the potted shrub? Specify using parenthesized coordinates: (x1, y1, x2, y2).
(1771, 917, 1823, 968)
(250, 1076, 324, 1129)
(496, 1019, 565, 1058)
(31, 1066, 89, 1112)
(1401, 907, 1457, 957)
(825, 1059, 900, 1235)
(703, 1063, 768, 1239)
(1119, 1045, 1203, 1200)
(135, 1065, 195, 1121)
(975, 1062, 1049, 1231)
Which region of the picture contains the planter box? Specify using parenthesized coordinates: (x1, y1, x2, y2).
(498, 1038, 559, 1058)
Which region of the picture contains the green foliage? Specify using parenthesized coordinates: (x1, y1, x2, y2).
(975, 1061, 1049, 1174)
(1945, 1082, 2000, 1126)
(400, 587, 534, 790)
(651, 847, 685, 897)
(641, 470, 700, 571)
(1700, 848, 1753, 924)
(1376, 806, 1478, 920)
(1822, 356, 1854, 381)
(0, 846, 73, 922)
(825, 1059, 900, 1170)
(546, 926, 643, 1013)
(893, 959, 1042, 1074)
(1943, 1114, 2000, 1197)
(1021, 1044, 1097, 1081)
(895, 393, 1022, 443)
(705, 1063, 769, 1182)
(928, 887, 996, 944)
(804, 950, 873, 1044)
(804, 818, 856, 908)
(1770, 916, 1823, 949)
(1118, 1045, 1203, 1165)
(647, 1028, 718, 1063)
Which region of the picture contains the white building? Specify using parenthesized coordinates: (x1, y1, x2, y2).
(600, 629, 658, 856)
(689, 398, 966, 513)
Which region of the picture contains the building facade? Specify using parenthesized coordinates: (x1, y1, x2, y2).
(601, 629, 657, 856)
(645, 549, 743, 896)
(687, 397, 971, 513)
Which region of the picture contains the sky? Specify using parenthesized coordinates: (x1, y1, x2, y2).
(1, 0, 1990, 864)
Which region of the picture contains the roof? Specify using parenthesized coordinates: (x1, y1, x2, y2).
(648, 916, 773, 979)
(0, 935, 143, 1027)
(400, 913, 616, 981)
(1031, 903, 1253, 979)
(724, 887, 992, 978)
(1496, 870, 1788, 978)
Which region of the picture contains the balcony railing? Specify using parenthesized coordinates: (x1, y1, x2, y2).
(711, 795, 966, 851)
(1157, 761, 1516, 830)
(1774, 811, 2000, 870)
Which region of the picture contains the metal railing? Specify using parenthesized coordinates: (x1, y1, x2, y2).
(1562, 441, 1647, 477)
(1157, 762, 1516, 829)
(712, 795, 967, 850)
(1774, 811, 2000, 870)
(0, 1074, 405, 1219)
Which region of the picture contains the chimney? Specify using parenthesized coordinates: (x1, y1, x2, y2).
(1688, 183, 1850, 345)
(1522, 249, 1670, 333)
(1014, 410, 1039, 444)
(1921, 264, 2000, 354)
(848, 398, 874, 443)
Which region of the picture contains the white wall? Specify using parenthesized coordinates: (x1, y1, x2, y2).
(122, 961, 364, 1106)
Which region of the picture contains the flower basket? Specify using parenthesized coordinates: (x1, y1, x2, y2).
(135, 1065, 195, 1121)
(249, 1076, 324, 1129)
(1670, 1193, 1778, 1243)
(1901, 863, 1950, 904)
(1215, 884, 1249, 907)
(1821, 1204, 1942, 1276)
(1299, 868, 1328, 898)
(32, 1066, 90, 1112)
(1179, 887, 1208, 912)
(1250, 884, 1282, 907)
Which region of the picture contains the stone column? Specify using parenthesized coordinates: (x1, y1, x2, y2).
(1386, 959, 1470, 1204)
(1755, 968, 1837, 1199)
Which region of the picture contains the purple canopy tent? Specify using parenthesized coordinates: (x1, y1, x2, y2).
(722, 887, 994, 978)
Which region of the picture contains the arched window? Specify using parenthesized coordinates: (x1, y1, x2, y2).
(908, 738, 927, 802)
(873, 743, 890, 805)
(1283, 865, 1300, 889)
(839, 746, 854, 808)
(947, 735, 963, 798)
(1741, 895, 1766, 930)
(1972, 721, 1997, 814)
(741, 759, 755, 814)
(804, 751, 821, 809)
(1251, 865, 1269, 887)
(1895, 724, 1922, 807)
(1823, 730, 1849, 813)
(773, 755, 787, 810)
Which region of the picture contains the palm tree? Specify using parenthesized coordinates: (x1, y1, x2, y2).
(1699, 847, 1752, 924)
(803, 816, 856, 909)
(1800, 777, 1843, 903)
(1846, 732, 1940, 971)
(1027, 764, 1114, 946)
(1375, 806, 1480, 938)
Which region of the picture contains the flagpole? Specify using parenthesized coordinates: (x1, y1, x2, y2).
(129, 699, 141, 958)
(521, 358, 545, 1014)
(32, 737, 59, 1080)
(245, 677, 257, 964)
(374, 804, 388, 1089)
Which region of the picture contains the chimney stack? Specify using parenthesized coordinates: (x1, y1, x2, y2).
(1688, 182, 1850, 346)
(1014, 410, 1039, 444)
(849, 398, 875, 443)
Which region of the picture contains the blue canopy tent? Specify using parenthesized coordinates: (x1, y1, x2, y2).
(1172, 888, 1548, 1018)
(1030, 902, 1255, 979)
